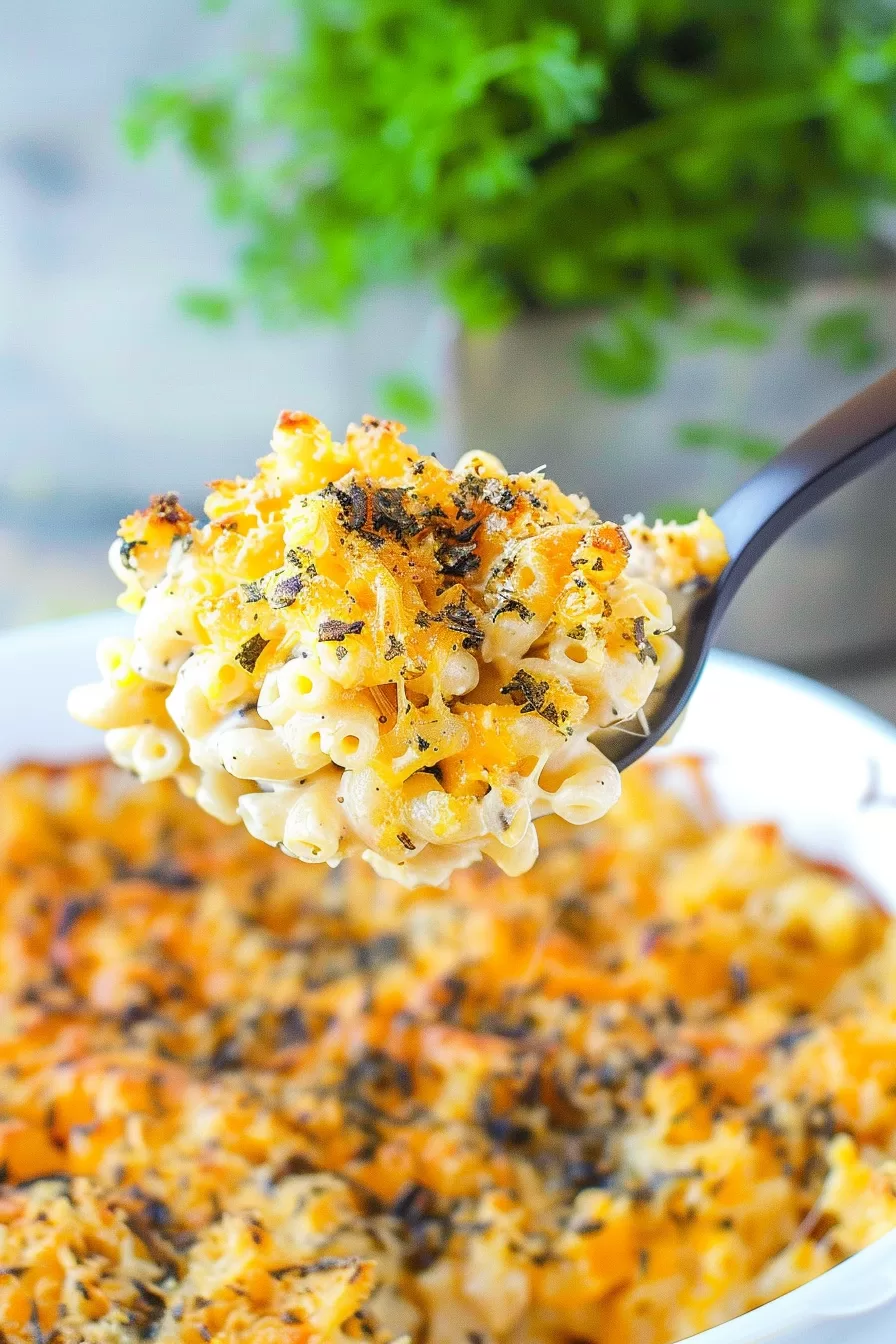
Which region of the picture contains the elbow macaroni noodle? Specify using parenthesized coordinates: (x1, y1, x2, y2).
(69, 413, 728, 886)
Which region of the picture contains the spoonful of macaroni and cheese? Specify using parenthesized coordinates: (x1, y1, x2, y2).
(69, 413, 726, 886)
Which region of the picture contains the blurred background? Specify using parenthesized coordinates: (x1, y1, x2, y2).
(1, 0, 895, 721)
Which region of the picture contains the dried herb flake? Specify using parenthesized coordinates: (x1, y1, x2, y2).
(441, 600, 483, 650)
(269, 573, 304, 609)
(370, 487, 421, 540)
(119, 539, 147, 571)
(492, 597, 533, 622)
(236, 634, 269, 673)
(501, 668, 568, 728)
(318, 618, 365, 642)
(631, 616, 658, 664)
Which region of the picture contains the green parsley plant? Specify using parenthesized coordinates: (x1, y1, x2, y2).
(125, 0, 896, 406)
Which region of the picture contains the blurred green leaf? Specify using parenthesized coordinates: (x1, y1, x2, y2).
(376, 374, 436, 426)
(122, 0, 896, 374)
(442, 258, 519, 331)
(805, 306, 885, 373)
(121, 93, 168, 157)
(648, 499, 704, 524)
(803, 194, 864, 244)
(122, 88, 231, 169)
(179, 290, 235, 323)
(677, 421, 781, 461)
(686, 310, 773, 350)
(580, 314, 663, 397)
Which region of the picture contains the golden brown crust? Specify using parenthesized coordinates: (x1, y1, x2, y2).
(79, 411, 731, 883)
(0, 758, 892, 1341)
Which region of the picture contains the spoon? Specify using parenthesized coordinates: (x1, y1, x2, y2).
(600, 365, 896, 770)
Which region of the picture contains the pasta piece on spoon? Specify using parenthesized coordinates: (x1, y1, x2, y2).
(69, 413, 726, 886)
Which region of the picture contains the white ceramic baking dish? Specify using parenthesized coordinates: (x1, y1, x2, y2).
(1, 611, 895, 1344)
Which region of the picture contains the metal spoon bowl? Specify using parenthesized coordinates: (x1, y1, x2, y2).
(599, 366, 896, 770)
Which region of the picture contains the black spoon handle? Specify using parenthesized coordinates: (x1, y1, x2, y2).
(710, 364, 896, 635)
(606, 365, 896, 772)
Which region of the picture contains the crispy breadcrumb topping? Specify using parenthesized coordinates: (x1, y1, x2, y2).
(0, 758, 893, 1343)
(71, 413, 727, 886)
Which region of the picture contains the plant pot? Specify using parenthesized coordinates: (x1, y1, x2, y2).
(451, 281, 896, 673)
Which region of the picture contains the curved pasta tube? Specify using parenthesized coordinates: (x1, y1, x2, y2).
(95, 636, 138, 686)
(581, 649, 659, 730)
(653, 633, 683, 688)
(258, 655, 338, 726)
(537, 738, 620, 826)
(186, 649, 254, 709)
(454, 449, 508, 477)
(67, 679, 169, 732)
(131, 587, 200, 685)
(482, 822, 539, 876)
(484, 528, 585, 662)
(238, 787, 299, 847)
(341, 766, 437, 863)
(481, 610, 540, 667)
(481, 787, 531, 849)
(553, 764, 620, 826)
(440, 650, 481, 698)
(282, 770, 345, 863)
(277, 713, 332, 774)
(409, 648, 480, 701)
(105, 724, 183, 783)
(196, 767, 248, 825)
(217, 726, 304, 782)
(537, 631, 605, 688)
(405, 788, 485, 847)
(167, 659, 221, 739)
(322, 705, 380, 770)
(364, 839, 484, 889)
(317, 638, 373, 689)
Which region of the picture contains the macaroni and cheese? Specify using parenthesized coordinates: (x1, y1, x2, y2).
(69, 413, 727, 885)
(0, 756, 892, 1344)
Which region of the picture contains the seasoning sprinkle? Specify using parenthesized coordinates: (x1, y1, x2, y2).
(318, 619, 365, 643)
(236, 634, 269, 673)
